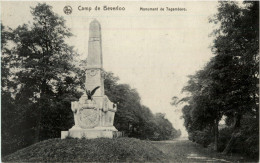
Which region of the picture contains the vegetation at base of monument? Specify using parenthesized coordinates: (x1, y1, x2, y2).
(1, 3, 180, 157)
(172, 1, 259, 159)
(2, 137, 167, 162)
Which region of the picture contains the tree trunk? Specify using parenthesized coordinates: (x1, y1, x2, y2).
(222, 113, 242, 154)
(34, 125, 40, 143)
(34, 80, 47, 143)
(34, 105, 42, 143)
(128, 122, 130, 133)
(214, 119, 219, 151)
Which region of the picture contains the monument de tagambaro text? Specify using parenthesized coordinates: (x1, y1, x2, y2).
(61, 20, 122, 139)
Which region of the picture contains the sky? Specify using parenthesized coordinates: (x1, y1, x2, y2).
(1, 1, 219, 136)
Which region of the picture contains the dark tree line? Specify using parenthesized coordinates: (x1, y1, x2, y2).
(104, 72, 181, 140)
(1, 4, 82, 156)
(174, 1, 259, 159)
(1, 3, 180, 156)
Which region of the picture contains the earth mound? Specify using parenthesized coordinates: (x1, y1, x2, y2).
(3, 137, 166, 162)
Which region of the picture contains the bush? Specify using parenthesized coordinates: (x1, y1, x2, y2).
(218, 116, 259, 159)
(236, 116, 259, 159)
(188, 129, 213, 147)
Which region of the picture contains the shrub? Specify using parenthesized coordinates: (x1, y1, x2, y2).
(188, 129, 213, 147)
(218, 116, 259, 159)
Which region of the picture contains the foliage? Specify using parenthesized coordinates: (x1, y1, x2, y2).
(175, 1, 259, 158)
(3, 138, 167, 162)
(189, 129, 214, 147)
(218, 114, 259, 158)
(1, 3, 82, 156)
(104, 72, 180, 140)
(211, 1, 259, 156)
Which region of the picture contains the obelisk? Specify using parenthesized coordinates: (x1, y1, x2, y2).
(61, 19, 122, 139)
(85, 19, 104, 97)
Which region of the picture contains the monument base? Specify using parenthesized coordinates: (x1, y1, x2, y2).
(61, 128, 123, 139)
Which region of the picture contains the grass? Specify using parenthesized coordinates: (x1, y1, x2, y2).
(2, 137, 167, 162)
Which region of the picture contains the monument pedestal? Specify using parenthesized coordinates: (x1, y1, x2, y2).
(61, 95, 122, 139)
(61, 128, 123, 139)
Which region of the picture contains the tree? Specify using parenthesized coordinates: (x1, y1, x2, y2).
(210, 1, 259, 154)
(1, 23, 25, 156)
(104, 71, 180, 140)
(176, 1, 259, 156)
(178, 63, 224, 150)
(2, 3, 83, 155)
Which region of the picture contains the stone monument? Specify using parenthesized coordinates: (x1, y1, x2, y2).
(61, 20, 122, 139)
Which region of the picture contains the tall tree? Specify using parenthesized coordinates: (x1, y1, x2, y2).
(210, 1, 259, 154)
(175, 1, 258, 153)
(178, 62, 224, 150)
(3, 3, 82, 146)
(1, 24, 24, 156)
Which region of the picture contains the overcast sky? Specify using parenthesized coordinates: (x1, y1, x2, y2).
(2, 1, 219, 136)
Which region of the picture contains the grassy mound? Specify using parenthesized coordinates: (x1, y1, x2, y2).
(3, 137, 166, 162)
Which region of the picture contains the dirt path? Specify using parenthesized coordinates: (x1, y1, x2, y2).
(152, 138, 252, 162)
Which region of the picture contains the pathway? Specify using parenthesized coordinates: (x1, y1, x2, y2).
(152, 138, 251, 162)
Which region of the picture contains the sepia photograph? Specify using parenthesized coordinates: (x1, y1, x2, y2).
(1, 1, 259, 162)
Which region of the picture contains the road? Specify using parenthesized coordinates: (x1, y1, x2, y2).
(152, 138, 251, 162)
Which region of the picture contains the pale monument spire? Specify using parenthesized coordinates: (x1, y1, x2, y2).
(85, 19, 104, 96)
(87, 19, 103, 69)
